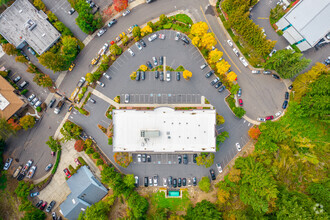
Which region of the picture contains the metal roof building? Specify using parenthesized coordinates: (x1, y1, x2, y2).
(276, 0, 330, 51)
(112, 107, 216, 152)
(0, 0, 61, 55)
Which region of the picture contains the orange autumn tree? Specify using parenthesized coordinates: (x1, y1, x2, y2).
(7, 118, 21, 131)
(74, 139, 85, 152)
(113, 0, 128, 12)
(248, 126, 262, 140)
(114, 152, 132, 168)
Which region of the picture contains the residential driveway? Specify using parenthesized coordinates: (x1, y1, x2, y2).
(36, 138, 101, 211)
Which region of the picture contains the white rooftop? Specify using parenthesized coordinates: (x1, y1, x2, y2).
(283, 0, 330, 46)
(0, 93, 9, 111)
(112, 107, 216, 152)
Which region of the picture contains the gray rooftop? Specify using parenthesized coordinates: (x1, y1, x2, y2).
(282, 0, 330, 46)
(60, 166, 108, 220)
(0, 0, 61, 54)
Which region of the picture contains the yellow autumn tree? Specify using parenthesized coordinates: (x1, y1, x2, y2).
(141, 25, 152, 37)
(183, 70, 192, 80)
(190, 21, 209, 37)
(217, 188, 230, 204)
(85, 72, 94, 83)
(216, 60, 231, 75)
(208, 49, 223, 64)
(130, 72, 136, 80)
(201, 32, 217, 50)
(192, 36, 201, 47)
(227, 71, 237, 82)
(139, 65, 148, 71)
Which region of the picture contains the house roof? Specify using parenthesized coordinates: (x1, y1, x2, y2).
(60, 166, 108, 220)
(0, 0, 61, 54)
(0, 76, 24, 120)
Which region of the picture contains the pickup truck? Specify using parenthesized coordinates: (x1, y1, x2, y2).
(54, 98, 65, 114)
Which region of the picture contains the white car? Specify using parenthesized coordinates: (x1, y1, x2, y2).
(216, 163, 223, 173)
(148, 34, 157, 42)
(227, 39, 233, 47)
(275, 111, 282, 117)
(257, 117, 266, 122)
(236, 143, 241, 152)
(269, 49, 277, 57)
(96, 81, 105, 87)
(3, 158, 13, 170)
(124, 94, 130, 103)
(163, 177, 167, 187)
(137, 154, 141, 162)
(152, 57, 158, 66)
(159, 34, 165, 40)
(135, 42, 142, 50)
(166, 72, 171, 81)
(239, 57, 248, 67)
(153, 175, 158, 186)
(175, 32, 181, 41)
(233, 48, 240, 56)
(97, 28, 106, 37)
(122, 9, 130, 16)
(27, 166, 36, 179)
(128, 48, 135, 56)
(103, 73, 111, 80)
(200, 63, 207, 69)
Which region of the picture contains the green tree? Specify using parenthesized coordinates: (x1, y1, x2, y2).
(132, 26, 141, 38)
(46, 136, 61, 152)
(60, 121, 82, 142)
(19, 115, 35, 130)
(123, 174, 135, 190)
(21, 208, 46, 220)
(159, 14, 168, 25)
(33, 73, 53, 87)
(15, 55, 28, 63)
(0, 71, 8, 78)
(196, 153, 215, 168)
(185, 200, 222, 220)
(110, 43, 122, 56)
(15, 181, 34, 198)
(308, 180, 330, 211)
(98, 55, 110, 72)
(78, 200, 110, 220)
(216, 114, 225, 125)
(126, 191, 149, 219)
(198, 176, 211, 192)
(85, 72, 95, 83)
(47, 11, 58, 22)
(216, 131, 229, 149)
(0, 117, 15, 140)
(2, 43, 18, 55)
(38, 51, 70, 72)
(61, 36, 78, 62)
(233, 107, 245, 118)
(33, 0, 46, 11)
(54, 21, 73, 36)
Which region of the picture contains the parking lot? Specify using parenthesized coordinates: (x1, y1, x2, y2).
(121, 93, 201, 104)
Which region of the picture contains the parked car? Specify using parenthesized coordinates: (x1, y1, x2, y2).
(45, 163, 52, 171)
(160, 71, 164, 81)
(265, 115, 274, 120)
(210, 77, 219, 86)
(135, 42, 142, 50)
(236, 143, 241, 152)
(30, 191, 39, 197)
(20, 50, 30, 61)
(210, 169, 216, 180)
(182, 178, 186, 186)
(272, 74, 280, 79)
(215, 81, 222, 88)
(176, 72, 180, 81)
(239, 57, 248, 67)
(239, 99, 243, 106)
(173, 178, 177, 188)
(137, 154, 141, 162)
(282, 100, 288, 109)
(163, 177, 167, 187)
(237, 88, 242, 97)
(31, 97, 38, 106)
(28, 94, 36, 102)
(46, 200, 56, 213)
(52, 212, 57, 220)
(159, 33, 165, 39)
(97, 28, 106, 37)
(63, 168, 71, 178)
(269, 49, 277, 57)
(175, 32, 181, 41)
(36, 200, 43, 208)
(49, 99, 56, 108)
(155, 71, 159, 79)
(139, 39, 146, 47)
(183, 154, 188, 164)
(285, 92, 289, 100)
(27, 47, 36, 55)
(218, 86, 226, 92)
(153, 175, 158, 186)
(18, 81, 29, 90)
(216, 163, 223, 173)
(147, 155, 151, 162)
(124, 94, 130, 103)
(26, 166, 36, 178)
(205, 70, 214, 78)
(193, 154, 197, 163)
(146, 61, 153, 69)
(159, 56, 163, 65)
(152, 57, 158, 66)
(68, 63, 75, 71)
(134, 176, 139, 187)
(148, 33, 157, 42)
(128, 48, 135, 56)
(89, 98, 96, 103)
(263, 70, 271, 75)
(252, 70, 261, 74)
(122, 9, 130, 16)
(144, 177, 148, 187)
(34, 101, 42, 108)
(13, 76, 21, 83)
(193, 177, 197, 186)
(166, 71, 171, 81)
(103, 73, 111, 80)
(149, 177, 152, 186)
(233, 48, 240, 56)
(178, 178, 182, 187)
(13, 165, 22, 178)
(181, 36, 189, 44)
(74, 158, 81, 166)
(77, 77, 85, 88)
(142, 154, 146, 162)
(168, 176, 172, 187)
(275, 111, 282, 117)
(40, 201, 47, 210)
(200, 63, 207, 69)
(3, 157, 13, 170)
(257, 117, 266, 122)
(107, 19, 117, 27)
(288, 84, 293, 90)
(96, 81, 105, 87)
(227, 39, 233, 47)
(136, 71, 140, 81)
(141, 71, 145, 80)
(178, 155, 182, 164)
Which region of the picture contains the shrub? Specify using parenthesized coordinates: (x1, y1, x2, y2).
(36, 106, 42, 112)
(20, 89, 28, 95)
(96, 159, 104, 166)
(163, 23, 172, 29)
(114, 96, 120, 103)
(51, 150, 61, 174)
(85, 139, 92, 148)
(176, 65, 185, 71)
(93, 152, 100, 159)
(69, 165, 74, 173)
(85, 147, 94, 155)
(108, 137, 113, 145)
(74, 139, 85, 152)
(78, 157, 87, 166)
(199, 176, 211, 192)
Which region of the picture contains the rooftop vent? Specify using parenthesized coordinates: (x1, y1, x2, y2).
(25, 20, 37, 31)
(42, 33, 45, 37)
(19, 9, 23, 13)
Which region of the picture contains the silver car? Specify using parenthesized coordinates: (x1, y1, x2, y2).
(216, 163, 223, 173)
(135, 42, 142, 50)
(124, 94, 130, 103)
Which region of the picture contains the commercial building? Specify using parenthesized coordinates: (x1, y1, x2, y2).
(0, 76, 25, 120)
(0, 0, 61, 55)
(60, 166, 108, 220)
(112, 107, 216, 152)
(276, 0, 330, 51)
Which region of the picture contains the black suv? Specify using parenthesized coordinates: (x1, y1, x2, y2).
(178, 155, 182, 164)
(49, 99, 56, 108)
(139, 39, 146, 47)
(272, 74, 280, 79)
(178, 178, 182, 187)
(155, 71, 159, 79)
(193, 177, 197, 186)
(176, 72, 180, 81)
(159, 56, 163, 65)
(182, 178, 186, 186)
(144, 177, 148, 187)
(183, 154, 188, 164)
(136, 71, 140, 81)
(285, 92, 289, 100)
(205, 70, 214, 78)
(181, 36, 190, 44)
(141, 71, 145, 80)
(46, 200, 56, 213)
(173, 178, 177, 188)
(35, 200, 43, 208)
(193, 154, 197, 163)
(210, 169, 216, 180)
(160, 72, 164, 81)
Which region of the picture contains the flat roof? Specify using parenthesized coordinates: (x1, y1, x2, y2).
(0, 0, 61, 54)
(112, 107, 216, 152)
(282, 0, 330, 46)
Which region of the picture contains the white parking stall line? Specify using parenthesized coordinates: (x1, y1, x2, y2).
(113, 62, 121, 69)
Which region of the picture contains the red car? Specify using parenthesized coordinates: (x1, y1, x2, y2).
(40, 201, 47, 210)
(265, 116, 274, 120)
(239, 99, 243, 106)
(74, 158, 81, 166)
(63, 168, 71, 178)
(51, 151, 55, 156)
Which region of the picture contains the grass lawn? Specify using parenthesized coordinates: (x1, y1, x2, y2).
(175, 14, 193, 25)
(150, 191, 191, 212)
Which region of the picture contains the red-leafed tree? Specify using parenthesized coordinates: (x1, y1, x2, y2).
(248, 126, 262, 140)
(7, 118, 21, 131)
(74, 139, 85, 152)
(113, 0, 128, 12)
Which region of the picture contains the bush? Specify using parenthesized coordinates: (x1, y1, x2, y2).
(85, 147, 94, 154)
(163, 23, 172, 29)
(51, 149, 61, 174)
(69, 165, 74, 173)
(176, 65, 185, 71)
(96, 159, 104, 166)
(175, 14, 193, 25)
(74, 139, 85, 152)
(93, 152, 100, 159)
(199, 176, 211, 192)
(20, 89, 28, 95)
(108, 137, 113, 145)
(85, 139, 92, 148)
(78, 157, 88, 166)
(36, 106, 42, 112)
